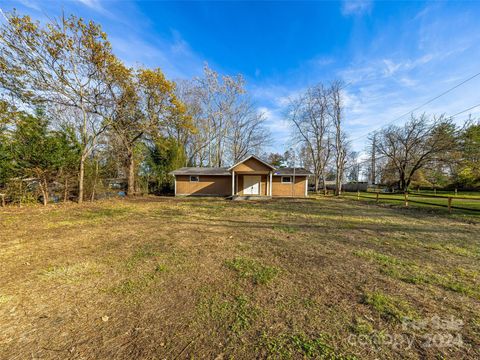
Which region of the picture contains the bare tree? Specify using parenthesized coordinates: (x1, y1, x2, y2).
(367, 132, 378, 185)
(288, 84, 332, 194)
(375, 114, 457, 192)
(330, 81, 347, 196)
(228, 101, 270, 163)
(178, 64, 269, 167)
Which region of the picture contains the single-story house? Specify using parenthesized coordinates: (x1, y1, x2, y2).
(169, 154, 311, 198)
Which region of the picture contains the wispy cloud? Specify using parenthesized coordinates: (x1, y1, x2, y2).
(76, 0, 103, 12)
(341, 0, 372, 16)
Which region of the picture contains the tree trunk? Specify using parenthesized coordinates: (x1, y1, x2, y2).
(40, 178, 48, 206)
(64, 177, 69, 202)
(91, 159, 99, 202)
(78, 156, 85, 204)
(335, 163, 341, 196)
(314, 175, 320, 194)
(127, 150, 135, 196)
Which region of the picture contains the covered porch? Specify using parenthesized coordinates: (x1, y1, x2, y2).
(228, 155, 276, 198)
(231, 171, 273, 198)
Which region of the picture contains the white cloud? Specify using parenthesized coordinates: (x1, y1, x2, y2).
(341, 0, 373, 16)
(76, 0, 103, 11)
(17, 0, 41, 11)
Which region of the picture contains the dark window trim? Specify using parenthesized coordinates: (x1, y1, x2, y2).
(281, 176, 292, 184)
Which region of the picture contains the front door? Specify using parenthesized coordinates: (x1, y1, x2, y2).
(243, 176, 260, 195)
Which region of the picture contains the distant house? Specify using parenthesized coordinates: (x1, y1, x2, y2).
(169, 154, 311, 198)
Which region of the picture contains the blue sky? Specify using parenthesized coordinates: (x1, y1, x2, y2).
(3, 0, 480, 155)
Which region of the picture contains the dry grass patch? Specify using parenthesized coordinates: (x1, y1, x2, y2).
(0, 196, 479, 359)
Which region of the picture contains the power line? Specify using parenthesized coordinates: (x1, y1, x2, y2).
(350, 71, 480, 142)
(449, 103, 480, 118)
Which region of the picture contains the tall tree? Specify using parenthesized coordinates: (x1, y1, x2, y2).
(288, 83, 332, 194)
(178, 65, 269, 167)
(330, 81, 347, 196)
(0, 12, 116, 203)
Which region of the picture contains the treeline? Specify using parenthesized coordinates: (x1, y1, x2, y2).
(368, 116, 480, 191)
(0, 12, 269, 204)
(283, 82, 479, 194)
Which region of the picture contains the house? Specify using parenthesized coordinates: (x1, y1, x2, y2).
(169, 154, 311, 198)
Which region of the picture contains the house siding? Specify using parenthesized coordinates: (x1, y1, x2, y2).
(175, 175, 231, 196)
(271, 176, 307, 197)
(232, 158, 272, 173)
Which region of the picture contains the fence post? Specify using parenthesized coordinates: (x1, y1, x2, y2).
(404, 192, 409, 208)
(455, 188, 457, 196)
(376, 192, 379, 204)
(357, 190, 360, 200)
(448, 197, 452, 213)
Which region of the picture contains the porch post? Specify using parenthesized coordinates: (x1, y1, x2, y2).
(231, 170, 235, 197)
(269, 171, 273, 196)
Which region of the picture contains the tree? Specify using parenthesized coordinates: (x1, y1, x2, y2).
(229, 103, 269, 163)
(346, 151, 360, 182)
(375, 114, 457, 192)
(266, 152, 286, 167)
(0, 12, 117, 203)
(0, 100, 15, 188)
(144, 137, 186, 194)
(11, 111, 79, 205)
(455, 122, 480, 187)
(366, 132, 378, 185)
(330, 81, 348, 196)
(288, 83, 332, 194)
(177, 64, 269, 167)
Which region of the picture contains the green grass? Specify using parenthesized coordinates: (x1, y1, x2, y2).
(350, 317, 375, 335)
(362, 291, 416, 322)
(225, 257, 280, 285)
(272, 225, 298, 233)
(354, 249, 480, 299)
(260, 332, 357, 359)
(343, 191, 480, 215)
(125, 245, 159, 270)
(198, 292, 259, 333)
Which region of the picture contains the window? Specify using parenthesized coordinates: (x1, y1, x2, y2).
(190, 176, 199, 182)
(281, 176, 292, 184)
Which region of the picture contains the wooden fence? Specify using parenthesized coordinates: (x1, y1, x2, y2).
(345, 191, 480, 214)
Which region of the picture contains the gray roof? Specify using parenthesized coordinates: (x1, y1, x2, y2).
(273, 167, 311, 176)
(169, 165, 312, 176)
(169, 167, 231, 176)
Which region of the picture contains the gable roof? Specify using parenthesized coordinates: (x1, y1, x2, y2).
(273, 167, 312, 176)
(169, 167, 231, 176)
(228, 154, 276, 171)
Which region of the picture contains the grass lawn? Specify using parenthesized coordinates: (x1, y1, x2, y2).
(1, 196, 479, 359)
(342, 191, 480, 215)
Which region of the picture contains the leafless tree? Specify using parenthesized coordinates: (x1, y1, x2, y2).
(177, 64, 269, 167)
(330, 81, 348, 195)
(288, 84, 333, 194)
(375, 114, 457, 192)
